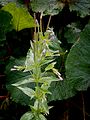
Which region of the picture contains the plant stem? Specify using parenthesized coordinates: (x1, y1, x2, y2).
(40, 12, 43, 32)
(81, 92, 86, 120)
(46, 15, 51, 30)
(64, 111, 69, 120)
(33, 13, 42, 116)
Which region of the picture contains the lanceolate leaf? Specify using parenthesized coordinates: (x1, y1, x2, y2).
(17, 86, 35, 98)
(24, 49, 34, 72)
(65, 24, 90, 91)
(20, 112, 34, 120)
(12, 77, 34, 86)
(41, 76, 60, 83)
(38, 114, 47, 120)
(2, 3, 35, 31)
(45, 62, 56, 71)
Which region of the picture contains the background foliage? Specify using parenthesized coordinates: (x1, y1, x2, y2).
(0, 0, 90, 116)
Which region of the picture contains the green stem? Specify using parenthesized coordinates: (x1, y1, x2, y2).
(33, 15, 41, 115)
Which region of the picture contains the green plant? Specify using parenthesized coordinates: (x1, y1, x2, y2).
(0, 1, 90, 119)
(6, 11, 63, 119)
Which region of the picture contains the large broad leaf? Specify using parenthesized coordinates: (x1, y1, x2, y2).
(0, 10, 12, 44)
(0, 0, 17, 5)
(0, 0, 26, 6)
(65, 24, 90, 91)
(2, 3, 35, 31)
(69, 0, 90, 17)
(48, 80, 75, 101)
(48, 24, 90, 101)
(31, 0, 60, 15)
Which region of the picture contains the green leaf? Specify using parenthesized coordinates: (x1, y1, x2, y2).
(33, 98, 49, 114)
(33, 100, 39, 111)
(65, 23, 90, 91)
(40, 99, 49, 114)
(7, 84, 31, 105)
(6, 71, 34, 105)
(2, 3, 35, 31)
(45, 62, 56, 71)
(69, 0, 90, 17)
(16, 86, 35, 98)
(5, 57, 25, 76)
(48, 31, 61, 51)
(12, 77, 34, 86)
(38, 114, 47, 120)
(31, 0, 60, 15)
(41, 76, 60, 83)
(48, 80, 75, 101)
(40, 59, 55, 67)
(0, 10, 12, 44)
(40, 76, 60, 95)
(20, 112, 34, 120)
(0, 0, 17, 5)
(24, 49, 34, 72)
(32, 114, 47, 120)
(50, 40, 62, 52)
(48, 24, 90, 101)
(64, 24, 81, 44)
(5, 57, 34, 105)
